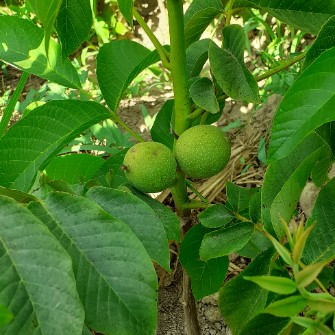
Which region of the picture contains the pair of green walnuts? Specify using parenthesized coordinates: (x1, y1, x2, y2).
(123, 125, 231, 193)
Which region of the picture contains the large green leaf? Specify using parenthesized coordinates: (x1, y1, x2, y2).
(303, 178, 335, 264)
(117, 0, 134, 26)
(222, 24, 246, 64)
(28, 192, 158, 335)
(198, 204, 235, 229)
(184, 0, 223, 47)
(86, 187, 170, 271)
(186, 38, 210, 78)
(209, 41, 259, 103)
(262, 133, 330, 238)
(268, 47, 335, 162)
(0, 15, 80, 88)
(179, 224, 229, 300)
(219, 248, 275, 335)
(232, 0, 335, 34)
(28, 0, 63, 55)
(97, 40, 160, 112)
(55, 0, 93, 58)
(0, 196, 84, 335)
(0, 100, 110, 192)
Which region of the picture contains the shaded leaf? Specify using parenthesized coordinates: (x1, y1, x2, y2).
(209, 41, 259, 103)
(262, 133, 329, 238)
(219, 248, 275, 335)
(55, 0, 93, 58)
(0, 16, 80, 88)
(186, 38, 210, 78)
(86, 187, 170, 271)
(28, 193, 158, 335)
(184, 0, 223, 47)
(222, 24, 246, 63)
(249, 191, 262, 223)
(0, 196, 84, 335)
(198, 204, 234, 229)
(237, 230, 272, 258)
(0, 100, 110, 192)
(304, 177, 335, 263)
(190, 77, 219, 114)
(0, 186, 37, 204)
(200, 222, 254, 261)
(179, 224, 229, 300)
(243, 276, 296, 295)
(97, 40, 160, 112)
(232, 0, 335, 34)
(117, 0, 134, 26)
(150, 99, 174, 150)
(268, 47, 335, 162)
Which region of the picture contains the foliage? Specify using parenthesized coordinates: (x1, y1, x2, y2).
(0, 0, 335, 334)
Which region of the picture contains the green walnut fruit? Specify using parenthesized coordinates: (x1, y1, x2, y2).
(175, 125, 231, 179)
(123, 141, 177, 193)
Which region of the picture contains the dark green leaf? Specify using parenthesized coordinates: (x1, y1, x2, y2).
(0, 186, 37, 203)
(262, 133, 329, 237)
(249, 191, 262, 223)
(82, 325, 92, 335)
(179, 224, 229, 300)
(150, 99, 174, 150)
(28, 193, 158, 335)
(127, 186, 180, 242)
(237, 230, 272, 258)
(268, 47, 335, 162)
(198, 204, 234, 229)
(0, 305, 13, 328)
(209, 41, 259, 103)
(186, 39, 210, 78)
(0, 16, 80, 88)
(190, 77, 219, 114)
(200, 222, 254, 261)
(97, 40, 160, 112)
(264, 296, 307, 317)
(86, 187, 170, 271)
(55, 0, 93, 58)
(233, 0, 335, 34)
(0, 100, 110, 192)
(117, 0, 134, 26)
(219, 248, 275, 335)
(222, 24, 246, 63)
(240, 314, 291, 335)
(304, 177, 335, 263)
(0, 196, 84, 335)
(184, 0, 223, 47)
(28, 0, 63, 55)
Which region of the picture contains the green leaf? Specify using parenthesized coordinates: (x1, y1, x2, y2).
(222, 24, 246, 64)
(198, 204, 234, 229)
(268, 47, 335, 162)
(226, 182, 259, 215)
(190, 77, 219, 114)
(237, 230, 272, 258)
(55, 0, 93, 58)
(184, 0, 223, 47)
(117, 0, 134, 26)
(86, 187, 170, 271)
(186, 38, 210, 78)
(240, 314, 291, 335)
(93, 148, 129, 188)
(0, 16, 80, 88)
(179, 224, 229, 300)
(232, 0, 335, 34)
(28, 192, 158, 335)
(296, 261, 330, 289)
(28, 0, 63, 55)
(219, 248, 275, 335)
(45, 154, 104, 185)
(150, 99, 174, 150)
(0, 100, 110, 192)
(200, 222, 254, 261)
(97, 40, 160, 112)
(264, 296, 307, 317)
(249, 191, 262, 223)
(0, 196, 84, 335)
(262, 133, 329, 238)
(292, 316, 334, 335)
(0, 305, 13, 328)
(304, 177, 335, 263)
(244, 276, 296, 295)
(306, 293, 335, 314)
(0, 186, 37, 203)
(82, 325, 92, 335)
(127, 186, 180, 242)
(209, 41, 259, 103)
